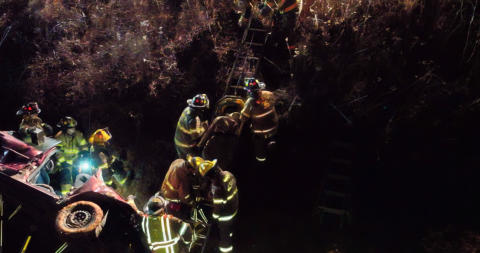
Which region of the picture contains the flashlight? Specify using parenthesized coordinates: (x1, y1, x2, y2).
(79, 161, 92, 173)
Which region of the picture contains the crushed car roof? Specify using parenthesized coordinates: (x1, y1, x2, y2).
(0, 131, 43, 159)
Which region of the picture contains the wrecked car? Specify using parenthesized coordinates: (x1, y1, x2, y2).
(0, 131, 203, 253)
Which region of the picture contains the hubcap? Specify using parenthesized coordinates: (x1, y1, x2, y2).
(66, 209, 92, 228)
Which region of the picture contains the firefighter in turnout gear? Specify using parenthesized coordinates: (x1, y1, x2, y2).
(160, 155, 239, 253)
(88, 128, 128, 187)
(140, 213, 193, 253)
(16, 102, 53, 142)
(174, 94, 210, 159)
(160, 158, 195, 220)
(237, 78, 279, 162)
(194, 156, 239, 253)
(133, 193, 194, 253)
(263, 0, 299, 50)
(54, 116, 88, 194)
(235, 0, 300, 50)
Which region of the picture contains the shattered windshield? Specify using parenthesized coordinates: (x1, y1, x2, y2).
(0, 147, 31, 165)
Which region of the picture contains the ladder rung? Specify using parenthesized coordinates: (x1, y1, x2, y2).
(239, 56, 260, 60)
(245, 42, 264, 47)
(248, 28, 268, 32)
(228, 86, 245, 90)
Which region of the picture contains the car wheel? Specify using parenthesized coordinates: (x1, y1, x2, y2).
(56, 201, 104, 238)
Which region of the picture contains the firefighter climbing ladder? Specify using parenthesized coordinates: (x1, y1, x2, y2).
(317, 126, 355, 228)
(223, 14, 271, 97)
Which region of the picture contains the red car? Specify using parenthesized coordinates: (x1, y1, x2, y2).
(0, 131, 199, 253)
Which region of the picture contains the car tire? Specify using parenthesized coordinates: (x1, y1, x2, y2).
(56, 201, 104, 238)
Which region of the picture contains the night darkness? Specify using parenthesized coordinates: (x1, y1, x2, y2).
(1, 0, 480, 252)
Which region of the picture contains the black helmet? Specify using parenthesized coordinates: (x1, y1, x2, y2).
(57, 116, 77, 128)
(143, 194, 167, 215)
(16, 102, 41, 116)
(244, 78, 265, 94)
(187, 94, 209, 109)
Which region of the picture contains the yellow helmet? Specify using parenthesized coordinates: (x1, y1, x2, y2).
(186, 154, 217, 177)
(88, 128, 112, 145)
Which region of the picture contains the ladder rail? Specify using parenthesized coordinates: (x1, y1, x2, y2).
(224, 13, 271, 97)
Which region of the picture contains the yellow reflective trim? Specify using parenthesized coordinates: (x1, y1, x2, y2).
(179, 223, 188, 236)
(227, 189, 238, 201)
(241, 111, 251, 118)
(117, 176, 127, 185)
(160, 216, 169, 253)
(168, 217, 175, 253)
(166, 181, 175, 191)
(256, 156, 267, 162)
(213, 210, 238, 222)
(253, 126, 277, 134)
(60, 184, 72, 195)
(163, 196, 181, 203)
(141, 217, 147, 234)
(146, 216, 152, 244)
(174, 138, 196, 148)
(219, 246, 233, 252)
(253, 109, 274, 119)
(223, 174, 231, 183)
(199, 209, 208, 223)
(63, 148, 79, 152)
(184, 194, 190, 199)
(98, 163, 109, 170)
(20, 235, 32, 253)
(177, 122, 204, 135)
(213, 198, 226, 204)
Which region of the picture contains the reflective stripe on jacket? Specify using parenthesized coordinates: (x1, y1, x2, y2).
(55, 130, 88, 165)
(240, 90, 279, 137)
(140, 215, 192, 253)
(174, 107, 208, 156)
(161, 159, 193, 204)
(212, 171, 239, 223)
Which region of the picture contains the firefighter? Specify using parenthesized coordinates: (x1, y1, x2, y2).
(88, 128, 128, 187)
(236, 78, 279, 162)
(236, 0, 299, 51)
(160, 155, 239, 253)
(16, 102, 53, 141)
(54, 116, 88, 194)
(174, 94, 210, 159)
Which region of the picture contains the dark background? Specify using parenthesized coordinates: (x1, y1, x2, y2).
(1, 0, 480, 252)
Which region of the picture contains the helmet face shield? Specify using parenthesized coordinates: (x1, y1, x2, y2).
(88, 128, 112, 145)
(17, 102, 41, 116)
(198, 159, 217, 177)
(186, 154, 217, 177)
(258, 82, 266, 89)
(244, 78, 265, 92)
(57, 116, 77, 129)
(187, 94, 209, 109)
